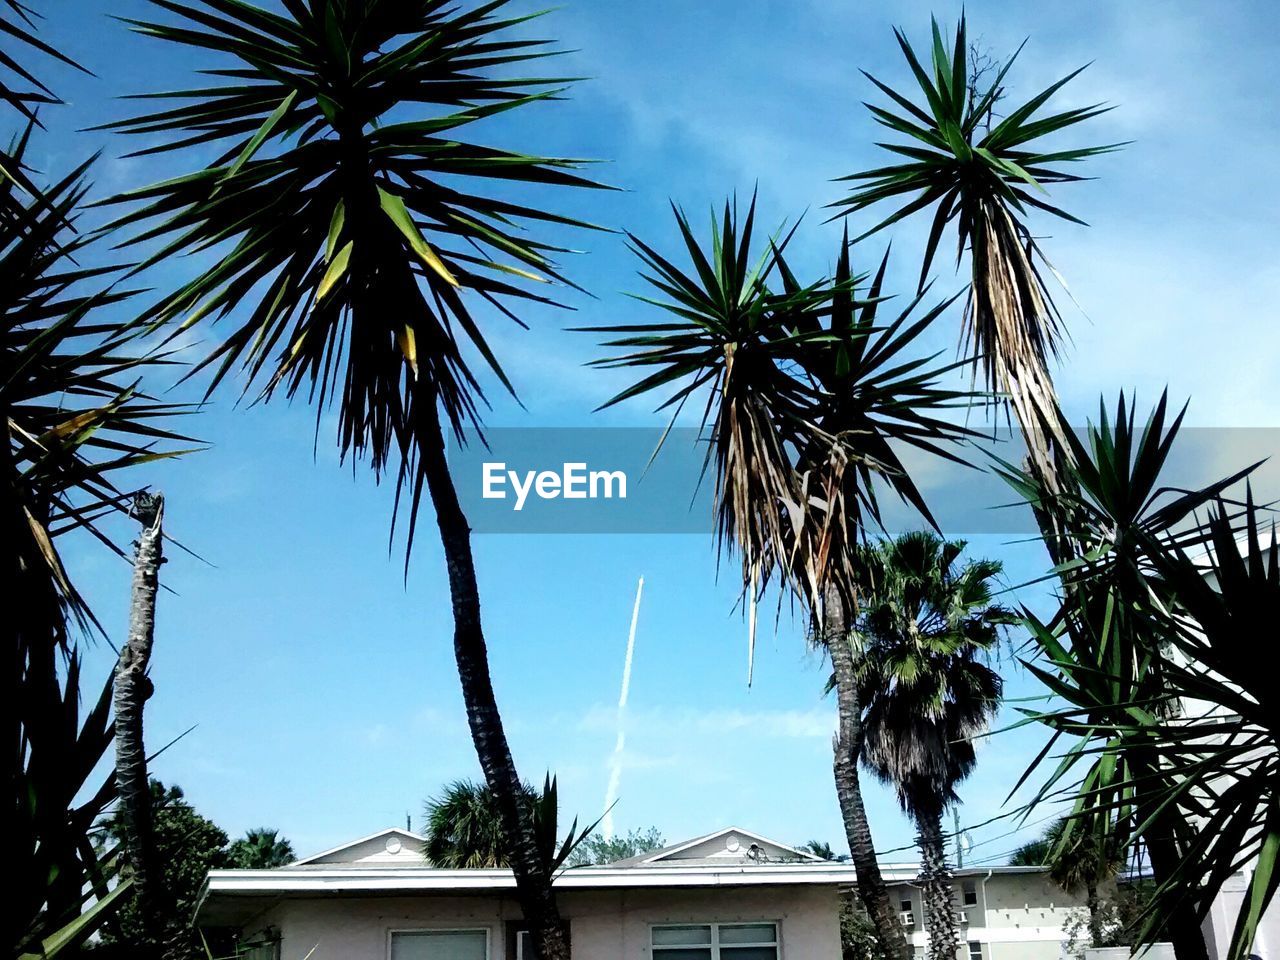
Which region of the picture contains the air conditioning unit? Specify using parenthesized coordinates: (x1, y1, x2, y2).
(959, 912, 971, 925)
(900, 912, 916, 927)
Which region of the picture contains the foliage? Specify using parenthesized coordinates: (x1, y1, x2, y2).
(3, 12, 190, 955)
(800, 839, 840, 862)
(1062, 881, 1158, 960)
(833, 15, 1120, 474)
(424, 777, 598, 872)
(846, 531, 1009, 960)
(566, 827, 664, 867)
(1004, 393, 1275, 958)
(1010, 817, 1122, 890)
(226, 828, 295, 869)
(99, 0, 607, 546)
(852, 532, 1011, 819)
(586, 197, 976, 642)
(840, 893, 888, 960)
(93, 782, 233, 960)
(101, 5, 607, 950)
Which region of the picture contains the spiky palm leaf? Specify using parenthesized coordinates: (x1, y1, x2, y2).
(1005, 396, 1267, 958)
(97, 0, 607, 549)
(2, 148, 193, 633)
(3, 158, 189, 960)
(832, 15, 1121, 479)
(586, 196, 828, 619)
(586, 200, 978, 637)
(0, 1, 90, 223)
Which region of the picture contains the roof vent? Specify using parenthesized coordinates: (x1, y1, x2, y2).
(385, 836, 402, 855)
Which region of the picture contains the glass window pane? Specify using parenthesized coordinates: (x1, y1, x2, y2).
(391, 931, 487, 960)
(719, 924, 777, 945)
(720, 949, 778, 960)
(653, 951, 712, 960)
(653, 926, 713, 946)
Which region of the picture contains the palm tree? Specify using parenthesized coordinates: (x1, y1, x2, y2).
(833, 16, 1118, 486)
(1010, 818, 1123, 947)
(2, 26, 192, 942)
(850, 532, 1010, 960)
(98, 3, 605, 955)
(227, 828, 296, 869)
(1003, 394, 1254, 960)
(425, 779, 517, 869)
(424, 777, 596, 872)
(801, 840, 839, 862)
(586, 199, 979, 960)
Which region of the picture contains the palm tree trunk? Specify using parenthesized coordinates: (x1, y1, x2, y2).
(917, 808, 959, 960)
(1139, 797, 1208, 960)
(416, 398, 569, 960)
(827, 596, 911, 960)
(113, 491, 165, 953)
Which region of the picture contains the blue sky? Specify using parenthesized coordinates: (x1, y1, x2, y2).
(38, 0, 1280, 865)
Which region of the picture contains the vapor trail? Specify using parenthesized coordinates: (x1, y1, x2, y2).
(603, 575, 644, 842)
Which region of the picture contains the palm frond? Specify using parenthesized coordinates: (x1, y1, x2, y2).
(98, 0, 609, 556)
(832, 15, 1121, 479)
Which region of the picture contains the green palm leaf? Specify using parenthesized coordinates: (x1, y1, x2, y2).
(98, 0, 610, 552)
(833, 15, 1123, 482)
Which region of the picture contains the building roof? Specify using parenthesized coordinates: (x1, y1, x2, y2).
(198, 823, 1056, 926)
(291, 827, 426, 866)
(197, 825, 852, 926)
(607, 826, 825, 867)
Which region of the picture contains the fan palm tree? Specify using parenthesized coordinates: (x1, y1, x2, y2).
(801, 840, 839, 862)
(1010, 817, 1123, 947)
(833, 15, 1120, 485)
(425, 779, 520, 869)
(227, 828, 296, 869)
(850, 532, 1010, 960)
(586, 198, 979, 960)
(424, 777, 597, 872)
(97, 2, 606, 955)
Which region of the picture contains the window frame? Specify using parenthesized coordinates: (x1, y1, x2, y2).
(649, 920, 781, 959)
(387, 926, 492, 960)
(961, 879, 979, 907)
(967, 940, 983, 960)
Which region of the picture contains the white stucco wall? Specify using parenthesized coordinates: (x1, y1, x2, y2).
(887, 870, 1089, 960)
(246, 885, 841, 959)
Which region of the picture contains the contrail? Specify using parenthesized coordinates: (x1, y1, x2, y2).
(603, 575, 644, 842)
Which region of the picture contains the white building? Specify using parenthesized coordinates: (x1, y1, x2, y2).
(882, 863, 1091, 960)
(198, 826, 848, 959)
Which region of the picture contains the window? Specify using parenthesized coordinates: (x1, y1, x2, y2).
(651, 922, 778, 960)
(900, 897, 913, 913)
(968, 941, 983, 960)
(391, 930, 488, 960)
(514, 931, 532, 960)
(962, 879, 978, 907)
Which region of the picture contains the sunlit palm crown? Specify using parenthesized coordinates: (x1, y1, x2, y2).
(586, 198, 977, 615)
(852, 532, 1011, 816)
(99, 0, 607, 527)
(832, 16, 1120, 465)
